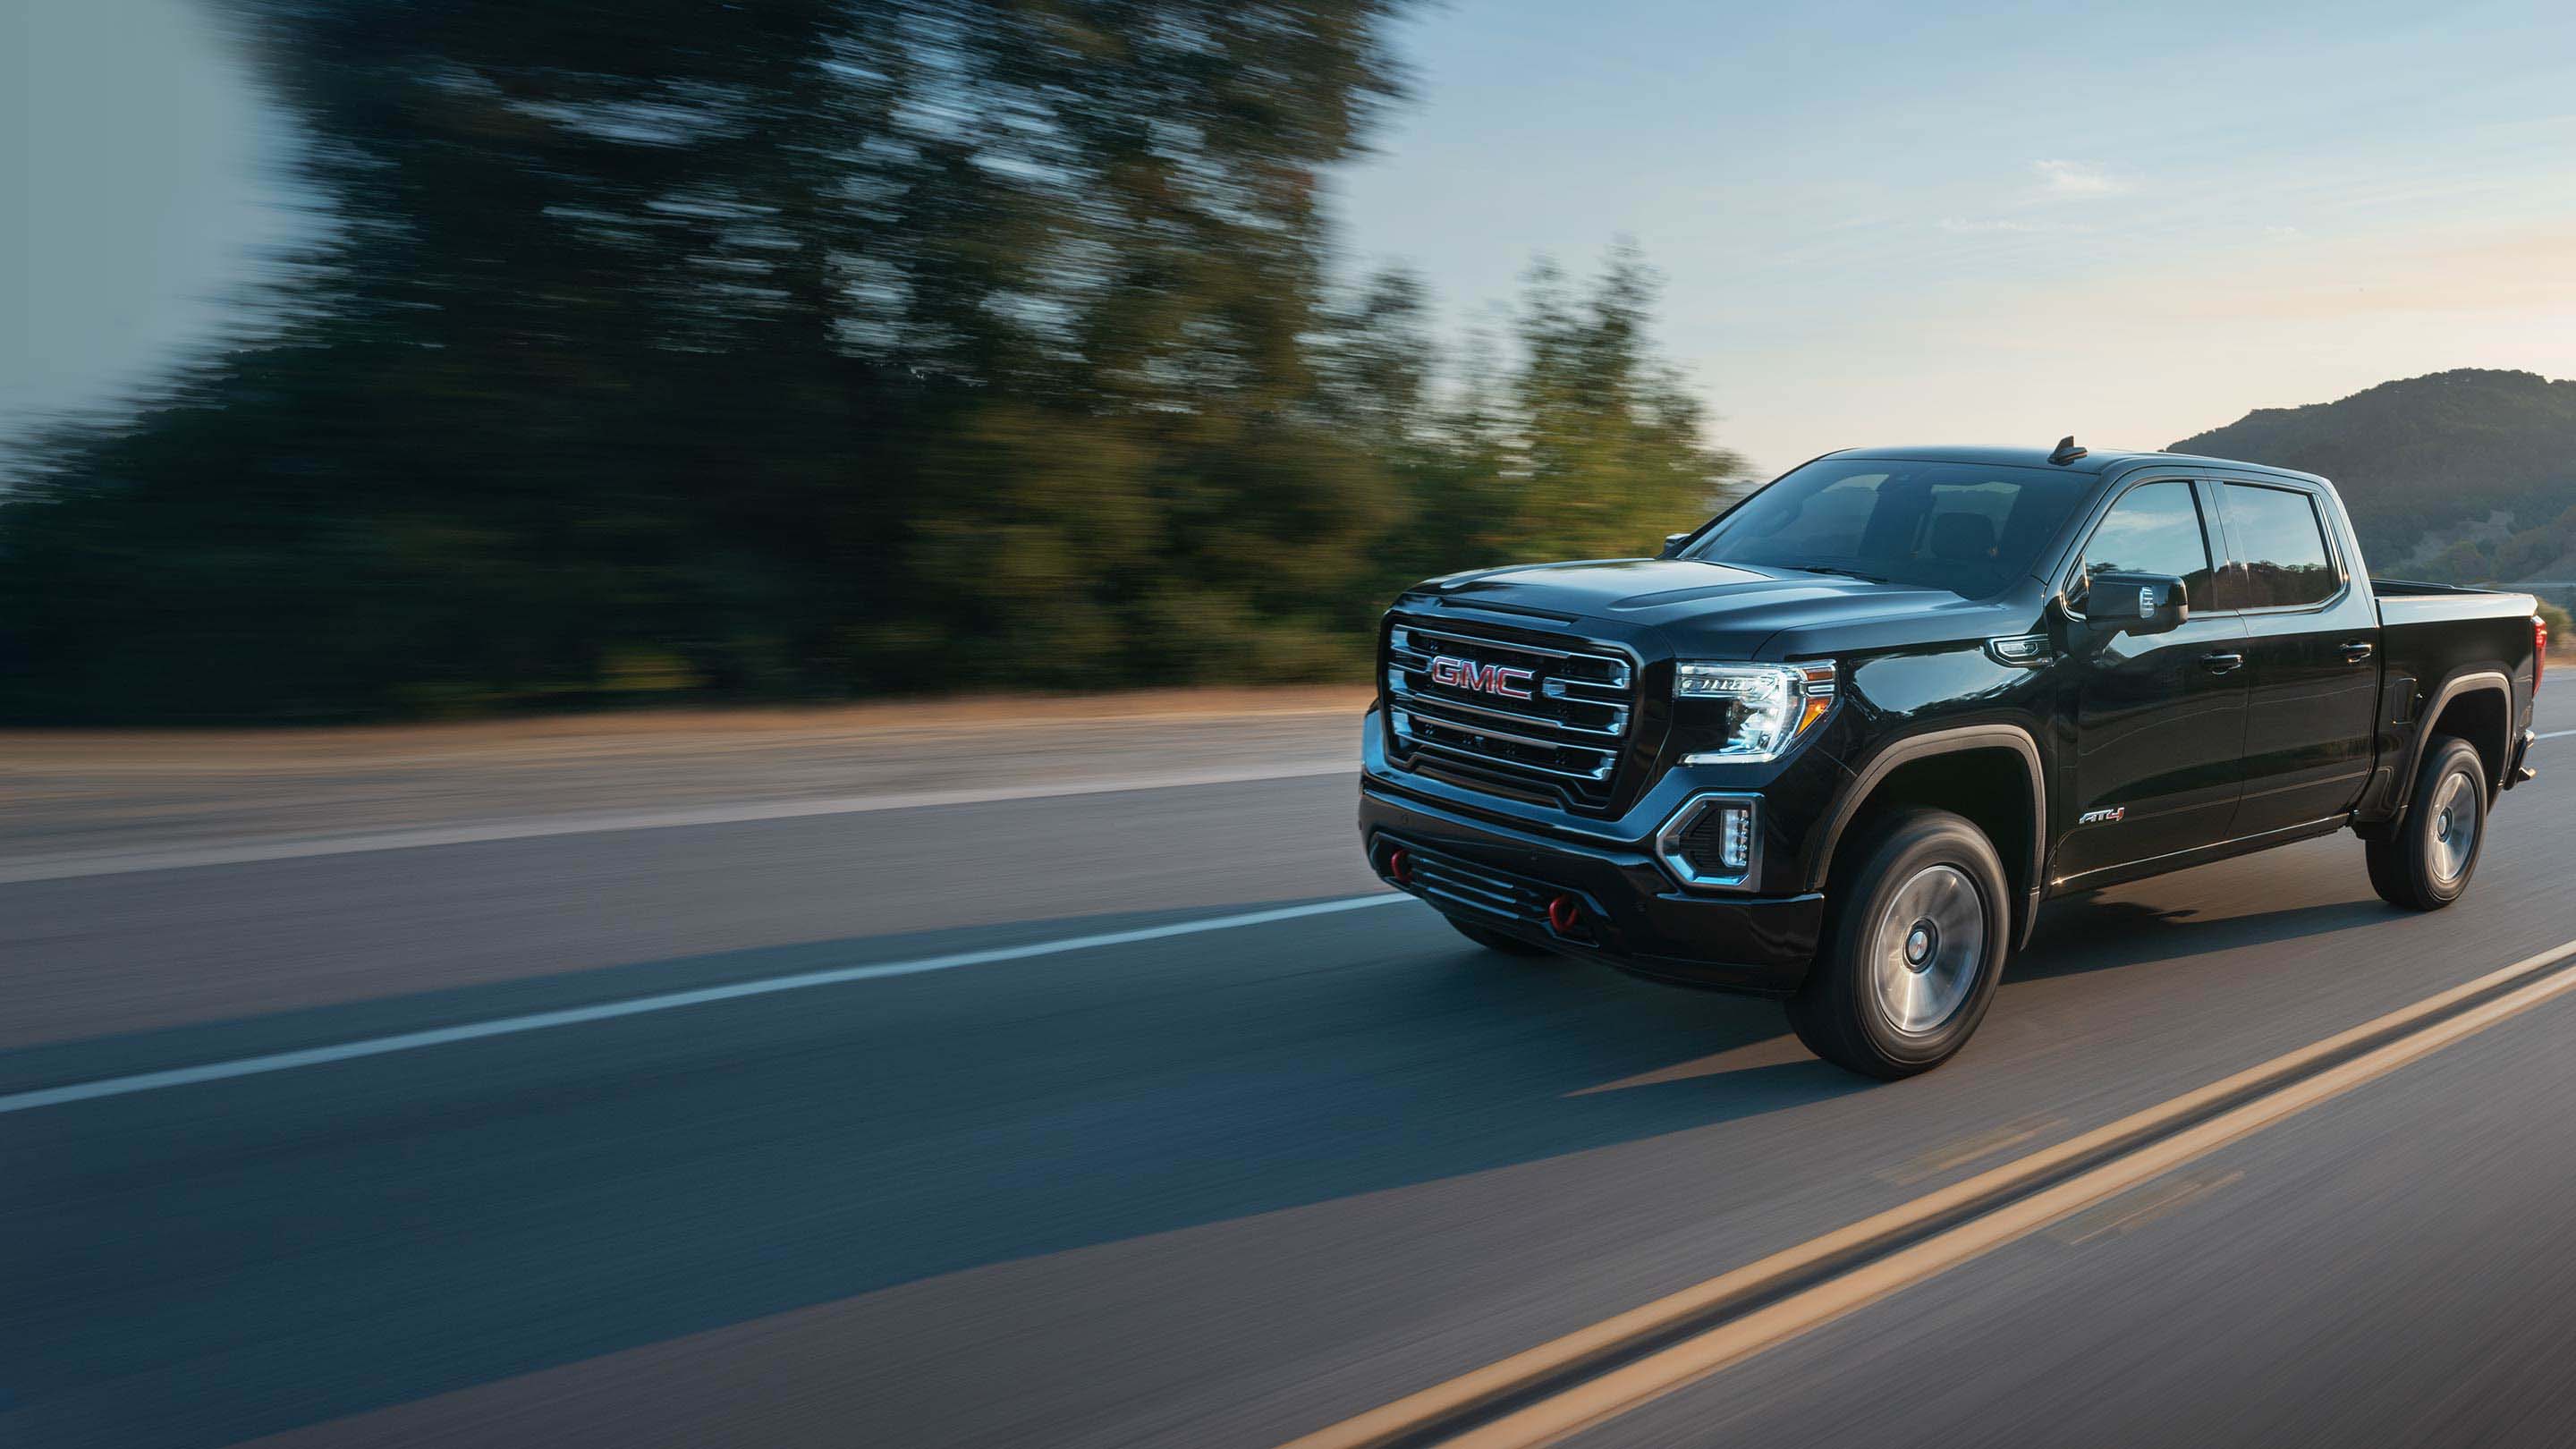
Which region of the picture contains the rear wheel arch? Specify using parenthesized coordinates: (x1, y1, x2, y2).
(2405, 670, 2512, 808)
(1812, 725, 2046, 946)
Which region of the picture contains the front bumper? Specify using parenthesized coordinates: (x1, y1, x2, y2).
(1360, 779, 1824, 997)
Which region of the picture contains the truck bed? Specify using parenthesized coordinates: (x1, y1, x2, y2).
(2373, 577, 2538, 636)
(2371, 577, 2538, 794)
(2372, 577, 2526, 600)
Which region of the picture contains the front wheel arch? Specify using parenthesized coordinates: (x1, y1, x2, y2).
(1812, 726, 2046, 947)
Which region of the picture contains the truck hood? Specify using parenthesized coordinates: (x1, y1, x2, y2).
(1410, 557, 2032, 658)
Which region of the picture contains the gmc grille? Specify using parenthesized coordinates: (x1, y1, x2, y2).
(1382, 619, 1638, 810)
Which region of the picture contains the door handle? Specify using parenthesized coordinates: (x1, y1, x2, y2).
(2201, 652, 2245, 674)
(2343, 640, 2375, 663)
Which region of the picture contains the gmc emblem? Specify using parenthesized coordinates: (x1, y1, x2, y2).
(1428, 656, 1537, 699)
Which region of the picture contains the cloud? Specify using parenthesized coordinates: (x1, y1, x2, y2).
(1938, 217, 2092, 235)
(2031, 159, 2128, 198)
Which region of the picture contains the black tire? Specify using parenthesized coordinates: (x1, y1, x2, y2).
(1445, 914, 1556, 957)
(2365, 736, 2487, 911)
(1789, 809, 2012, 1080)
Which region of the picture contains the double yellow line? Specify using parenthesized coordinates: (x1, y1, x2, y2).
(1281, 934, 2576, 1449)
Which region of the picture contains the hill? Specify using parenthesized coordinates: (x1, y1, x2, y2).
(2169, 369, 2576, 590)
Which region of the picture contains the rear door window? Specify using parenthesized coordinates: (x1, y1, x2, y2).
(2220, 484, 2339, 608)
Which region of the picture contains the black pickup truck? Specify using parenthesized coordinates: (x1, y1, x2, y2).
(1359, 441, 2545, 1077)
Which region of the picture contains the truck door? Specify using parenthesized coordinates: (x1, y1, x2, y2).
(2210, 479, 2382, 838)
(2057, 478, 2250, 883)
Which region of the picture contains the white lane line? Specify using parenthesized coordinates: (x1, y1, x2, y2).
(0, 893, 1409, 1115)
(0, 758, 1360, 886)
(2536, 728, 2576, 741)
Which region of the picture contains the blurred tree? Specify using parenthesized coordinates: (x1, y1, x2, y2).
(0, 2, 1741, 722)
(2537, 599, 2572, 648)
(2425, 539, 2497, 585)
(1499, 247, 1742, 562)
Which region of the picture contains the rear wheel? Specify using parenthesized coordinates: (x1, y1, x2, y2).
(1445, 914, 1555, 957)
(2366, 736, 2487, 911)
(1790, 809, 2012, 1080)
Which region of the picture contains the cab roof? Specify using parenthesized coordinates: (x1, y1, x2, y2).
(1822, 444, 2328, 487)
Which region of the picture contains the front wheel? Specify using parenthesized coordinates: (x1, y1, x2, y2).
(1789, 809, 2012, 1080)
(2365, 736, 2487, 911)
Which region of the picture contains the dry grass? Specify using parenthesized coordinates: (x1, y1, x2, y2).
(0, 686, 1377, 774)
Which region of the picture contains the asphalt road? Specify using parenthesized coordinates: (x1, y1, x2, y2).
(9, 682, 2576, 1448)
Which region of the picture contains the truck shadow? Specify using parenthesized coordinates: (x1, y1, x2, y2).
(2009, 881, 2390, 979)
(2013, 892, 2397, 982)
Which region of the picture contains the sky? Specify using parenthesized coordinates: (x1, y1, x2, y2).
(6, 0, 2575, 474)
(1331, 0, 2576, 474)
(2, 0, 308, 444)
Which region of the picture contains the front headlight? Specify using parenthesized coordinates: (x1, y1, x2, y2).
(1674, 662, 1835, 763)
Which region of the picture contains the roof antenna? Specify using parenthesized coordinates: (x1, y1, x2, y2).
(2048, 435, 2088, 465)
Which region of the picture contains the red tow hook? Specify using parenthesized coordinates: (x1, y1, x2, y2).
(1386, 848, 1412, 886)
(1546, 894, 1583, 936)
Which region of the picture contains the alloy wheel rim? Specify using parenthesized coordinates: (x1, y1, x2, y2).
(1869, 863, 1986, 1036)
(2428, 768, 2479, 886)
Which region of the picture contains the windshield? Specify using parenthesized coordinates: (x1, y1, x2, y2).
(1682, 457, 2096, 598)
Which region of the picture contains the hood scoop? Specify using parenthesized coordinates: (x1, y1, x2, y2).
(1428, 597, 1580, 626)
(1605, 580, 1853, 612)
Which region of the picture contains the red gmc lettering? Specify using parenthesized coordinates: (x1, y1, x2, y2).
(1428, 657, 1536, 699)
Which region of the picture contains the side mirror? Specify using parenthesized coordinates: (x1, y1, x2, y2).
(2082, 570, 2189, 636)
(1660, 532, 1693, 559)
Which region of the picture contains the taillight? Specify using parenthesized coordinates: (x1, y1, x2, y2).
(2539, 616, 2550, 688)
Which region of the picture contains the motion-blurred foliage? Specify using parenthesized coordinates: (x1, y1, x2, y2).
(1, 0, 1740, 722)
(2538, 599, 2573, 648)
